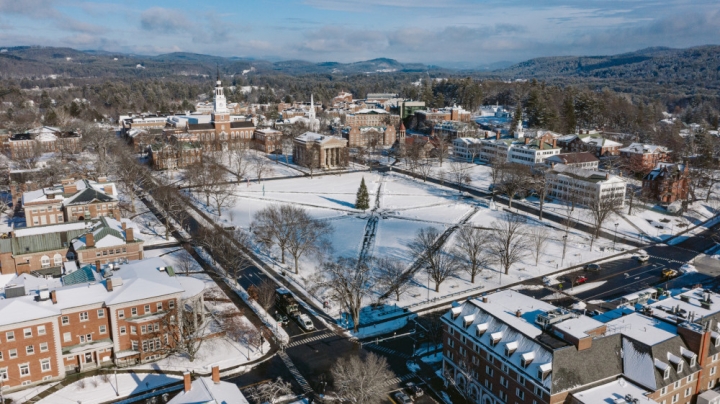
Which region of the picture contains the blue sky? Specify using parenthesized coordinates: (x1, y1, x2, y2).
(1, 0, 719, 67)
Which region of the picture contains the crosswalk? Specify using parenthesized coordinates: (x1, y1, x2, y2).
(382, 373, 417, 388)
(278, 351, 314, 394)
(287, 332, 336, 348)
(647, 254, 686, 264)
(364, 343, 411, 359)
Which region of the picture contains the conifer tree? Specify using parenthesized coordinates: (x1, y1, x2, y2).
(355, 177, 370, 210)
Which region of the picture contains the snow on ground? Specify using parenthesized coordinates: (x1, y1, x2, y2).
(374, 218, 441, 264)
(37, 373, 182, 404)
(565, 281, 607, 295)
(127, 197, 177, 246)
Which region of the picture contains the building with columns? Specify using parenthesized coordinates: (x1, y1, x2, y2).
(293, 132, 349, 169)
(0, 257, 205, 391)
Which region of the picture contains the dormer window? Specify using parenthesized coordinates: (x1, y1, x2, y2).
(664, 368, 670, 379)
(451, 307, 462, 320)
(476, 323, 488, 337)
(491, 332, 503, 346)
(463, 314, 475, 328)
(677, 362, 683, 373)
(689, 356, 696, 367)
(505, 341, 518, 357)
(522, 352, 535, 368)
(538, 363, 552, 380)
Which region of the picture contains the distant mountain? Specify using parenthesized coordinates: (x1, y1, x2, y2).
(0, 46, 447, 79)
(486, 45, 720, 83)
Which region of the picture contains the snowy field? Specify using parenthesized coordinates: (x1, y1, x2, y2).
(181, 169, 637, 333)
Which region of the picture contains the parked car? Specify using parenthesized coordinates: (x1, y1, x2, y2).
(575, 276, 588, 285)
(406, 382, 423, 398)
(275, 312, 288, 326)
(585, 263, 601, 271)
(295, 313, 315, 331)
(394, 391, 414, 404)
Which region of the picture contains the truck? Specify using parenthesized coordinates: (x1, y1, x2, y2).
(275, 288, 299, 317)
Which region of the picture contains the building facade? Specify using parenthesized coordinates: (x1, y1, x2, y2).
(546, 164, 626, 207)
(293, 132, 349, 169)
(344, 109, 398, 147)
(642, 163, 690, 204)
(620, 143, 673, 173)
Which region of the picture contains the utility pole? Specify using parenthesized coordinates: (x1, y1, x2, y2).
(561, 235, 568, 267)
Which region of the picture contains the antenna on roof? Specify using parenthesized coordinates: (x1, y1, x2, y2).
(216, 63, 220, 82)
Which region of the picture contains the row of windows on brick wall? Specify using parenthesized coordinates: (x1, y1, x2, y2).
(0, 358, 52, 380)
(0, 341, 51, 360)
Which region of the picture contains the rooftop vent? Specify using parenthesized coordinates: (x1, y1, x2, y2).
(5, 284, 26, 299)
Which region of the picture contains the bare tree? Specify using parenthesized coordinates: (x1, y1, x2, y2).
(488, 213, 529, 275)
(415, 158, 434, 182)
(246, 378, 293, 404)
(227, 142, 252, 182)
(454, 225, 489, 283)
(252, 154, 274, 181)
(331, 353, 396, 404)
(110, 143, 150, 214)
(75, 121, 115, 177)
(285, 206, 332, 273)
(532, 166, 548, 220)
(499, 163, 532, 208)
(489, 154, 506, 201)
(152, 180, 186, 240)
(252, 205, 292, 264)
(313, 257, 373, 332)
(207, 228, 254, 284)
(448, 161, 472, 193)
(529, 227, 550, 266)
(374, 257, 413, 301)
(587, 196, 624, 249)
(209, 185, 236, 217)
(159, 298, 209, 362)
(409, 226, 459, 292)
(175, 249, 199, 276)
(253, 279, 277, 310)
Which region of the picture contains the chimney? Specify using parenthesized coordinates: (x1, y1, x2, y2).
(482, 296, 489, 303)
(553, 139, 557, 148)
(63, 184, 77, 194)
(211, 365, 220, 384)
(96, 260, 102, 273)
(540, 141, 545, 150)
(524, 137, 530, 145)
(126, 228, 134, 242)
(183, 372, 192, 392)
(516, 310, 522, 318)
(495, 132, 501, 140)
(98, 177, 107, 183)
(47, 193, 55, 199)
(106, 280, 113, 292)
(114, 210, 121, 221)
(122, 222, 127, 230)
(485, 131, 490, 139)
(104, 185, 113, 195)
(86, 233, 95, 248)
(50, 290, 57, 304)
(606, 172, 609, 180)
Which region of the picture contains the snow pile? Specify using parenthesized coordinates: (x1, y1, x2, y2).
(679, 264, 697, 273)
(37, 373, 182, 404)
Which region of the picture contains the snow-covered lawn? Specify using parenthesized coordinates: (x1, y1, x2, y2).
(37, 373, 182, 404)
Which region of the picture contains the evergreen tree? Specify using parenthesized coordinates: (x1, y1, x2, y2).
(355, 177, 370, 210)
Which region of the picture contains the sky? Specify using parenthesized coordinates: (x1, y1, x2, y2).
(0, 0, 719, 68)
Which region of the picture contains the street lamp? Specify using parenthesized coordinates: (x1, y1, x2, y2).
(561, 235, 568, 267)
(613, 223, 619, 251)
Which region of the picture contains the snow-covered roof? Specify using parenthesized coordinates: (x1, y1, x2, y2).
(572, 378, 656, 404)
(0, 258, 205, 324)
(168, 377, 249, 404)
(553, 316, 604, 339)
(454, 137, 484, 145)
(647, 289, 720, 324)
(604, 313, 677, 346)
(353, 108, 389, 115)
(619, 143, 671, 154)
(294, 131, 345, 145)
(581, 136, 622, 148)
(13, 221, 89, 237)
(549, 164, 626, 185)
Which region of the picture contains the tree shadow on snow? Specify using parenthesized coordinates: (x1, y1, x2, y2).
(320, 196, 356, 209)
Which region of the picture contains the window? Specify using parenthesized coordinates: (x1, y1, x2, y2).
(118, 310, 125, 319)
(79, 335, 85, 343)
(154, 323, 160, 332)
(690, 356, 696, 367)
(62, 316, 69, 325)
(63, 332, 71, 342)
(40, 359, 51, 372)
(53, 254, 62, 266)
(120, 326, 126, 335)
(677, 362, 683, 373)
(664, 368, 671, 379)
(37, 325, 46, 335)
(661, 387, 668, 395)
(516, 388, 525, 399)
(672, 394, 679, 404)
(534, 386, 543, 397)
(0, 368, 7, 381)
(447, 337, 455, 348)
(79, 312, 88, 322)
(19, 363, 30, 377)
(41, 255, 50, 268)
(86, 334, 92, 342)
(169, 300, 175, 309)
(9, 349, 17, 359)
(141, 325, 147, 334)
(97, 309, 105, 318)
(99, 325, 107, 334)
(710, 381, 716, 390)
(6, 331, 14, 341)
(485, 380, 492, 390)
(486, 366, 494, 377)
(500, 376, 509, 388)
(144, 304, 150, 314)
(714, 354, 719, 362)
(131, 308, 137, 316)
(26, 345, 34, 355)
(157, 302, 163, 311)
(23, 328, 32, 338)
(517, 375, 526, 386)
(499, 391, 508, 402)
(40, 342, 48, 352)
(674, 381, 681, 389)
(131, 326, 137, 335)
(711, 367, 717, 376)
(685, 388, 692, 397)
(501, 364, 509, 374)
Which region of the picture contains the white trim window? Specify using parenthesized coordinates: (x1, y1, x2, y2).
(40, 342, 48, 352)
(19, 363, 30, 377)
(40, 255, 50, 268)
(40, 358, 51, 372)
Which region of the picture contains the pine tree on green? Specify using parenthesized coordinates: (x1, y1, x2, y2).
(355, 177, 370, 210)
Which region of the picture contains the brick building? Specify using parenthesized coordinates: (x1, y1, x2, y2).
(556, 134, 623, 157)
(5, 127, 81, 159)
(442, 289, 720, 404)
(0, 217, 144, 275)
(343, 109, 398, 147)
(544, 152, 599, 170)
(149, 141, 203, 170)
(642, 163, 690, 204)
(252, 128, 283, 153)
(21, 178, 119, 227)
(415, 105, 472, 124)
(0, 257, 205, 391)
(620, 143, 673, 173)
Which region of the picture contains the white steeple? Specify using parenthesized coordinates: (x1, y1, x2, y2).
(309, 94, 316, 121)
(213, 68, 228, 115)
